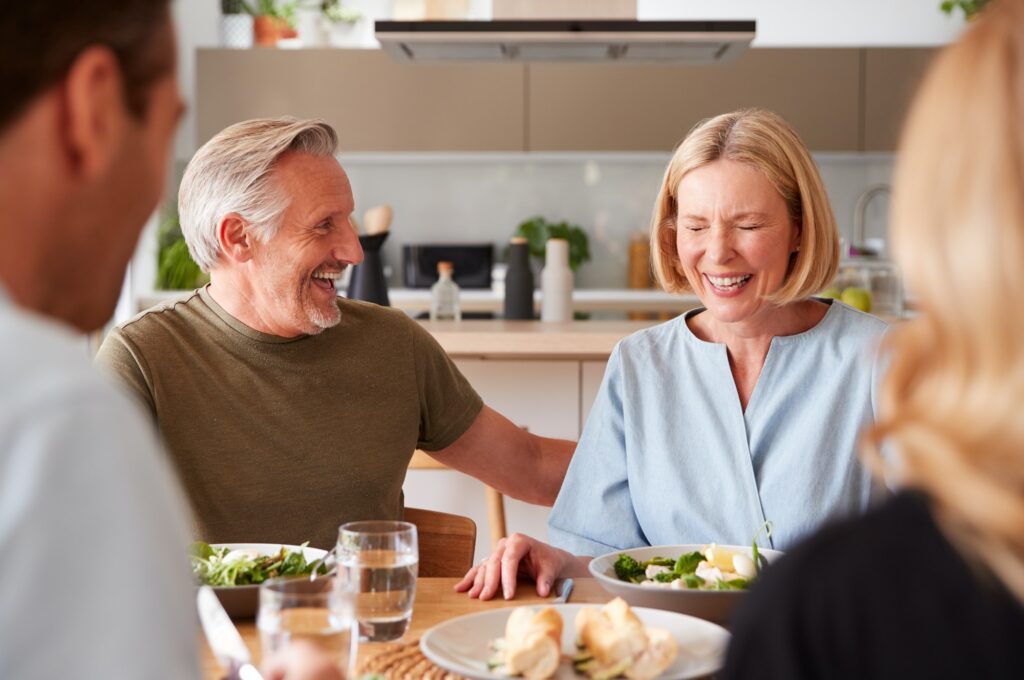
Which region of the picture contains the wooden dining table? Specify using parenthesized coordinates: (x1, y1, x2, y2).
(201, 577, 612, 679)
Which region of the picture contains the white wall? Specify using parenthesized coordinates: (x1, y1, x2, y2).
(172, 0, 220, 163)
(638, 0, 967, 46)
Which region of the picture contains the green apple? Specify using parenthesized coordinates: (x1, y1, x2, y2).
(840, 287, 873, 312)
(818, 287, 842, 300)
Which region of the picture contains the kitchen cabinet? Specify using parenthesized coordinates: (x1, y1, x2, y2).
(580, 360, 608, 432)
(527, 49, 861, 152)
(196, 47, 932, 153)
(196, 49, 524, 151)
(454, 359, 581, 439)
(863, 48, 937, 151)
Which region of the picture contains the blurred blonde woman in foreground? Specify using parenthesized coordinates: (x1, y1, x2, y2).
(724, 2, 1024, 677)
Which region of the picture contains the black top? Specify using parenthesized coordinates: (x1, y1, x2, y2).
(723, 491, 1024, 680)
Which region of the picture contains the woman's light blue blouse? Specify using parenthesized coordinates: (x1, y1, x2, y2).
(548, 301, 889, 554)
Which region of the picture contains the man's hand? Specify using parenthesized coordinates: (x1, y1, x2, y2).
(453, 533, 586, 601)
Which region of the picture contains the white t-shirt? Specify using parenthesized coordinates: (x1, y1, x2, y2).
(0, 288, 199, 679)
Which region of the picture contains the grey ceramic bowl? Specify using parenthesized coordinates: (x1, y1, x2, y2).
(588, 544, 783, 626)
(202, 543, 329, 619)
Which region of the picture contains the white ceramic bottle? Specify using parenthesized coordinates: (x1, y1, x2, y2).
(541, 238, 573, 322)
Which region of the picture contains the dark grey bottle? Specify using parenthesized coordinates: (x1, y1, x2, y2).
(504, 237, 535, 319)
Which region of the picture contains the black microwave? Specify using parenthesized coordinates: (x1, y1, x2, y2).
(402, 243, 493, 289)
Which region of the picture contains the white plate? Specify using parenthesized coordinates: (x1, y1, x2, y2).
(589, 544, 783, 625)
(202, 543, 329, 619)
(420, 603, 730, 680)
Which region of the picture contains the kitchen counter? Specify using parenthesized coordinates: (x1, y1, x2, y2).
(135, 288, 698, 316)
(389, 287, 700, 314)
(419, 319, 662, 359)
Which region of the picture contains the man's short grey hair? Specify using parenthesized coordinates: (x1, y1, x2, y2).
(178, 117, 339, 271)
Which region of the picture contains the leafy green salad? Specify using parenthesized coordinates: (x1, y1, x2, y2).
(614, 529, 772, 591)
(190, 542, 328, 587)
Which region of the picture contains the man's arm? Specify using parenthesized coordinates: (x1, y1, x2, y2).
(428, 405, 575, 506)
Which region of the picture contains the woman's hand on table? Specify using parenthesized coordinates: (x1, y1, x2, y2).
(261, 640, 345, 680)
(454, 533, 587, 600)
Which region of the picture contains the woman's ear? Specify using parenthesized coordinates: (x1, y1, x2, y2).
(216, 213, 255, 264)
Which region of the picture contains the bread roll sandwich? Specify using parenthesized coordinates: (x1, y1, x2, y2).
(573, 598, 677, 680)
(491, 606, 563, 679)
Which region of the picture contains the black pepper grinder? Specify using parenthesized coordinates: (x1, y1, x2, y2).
(504, 236, 535, 319)
(347, 232, 390, 307)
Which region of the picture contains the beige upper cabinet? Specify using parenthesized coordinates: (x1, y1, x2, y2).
(526, 49, 861, 152)
(863, 49, 936, 151)
(196, 49, 525, 152)
(195, 47, 934, 154)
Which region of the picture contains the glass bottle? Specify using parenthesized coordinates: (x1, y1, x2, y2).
(430, 261, 461, 321)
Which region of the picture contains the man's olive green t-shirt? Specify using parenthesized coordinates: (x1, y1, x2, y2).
(95, 287, 482, 549)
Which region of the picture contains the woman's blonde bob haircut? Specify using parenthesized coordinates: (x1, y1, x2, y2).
(866, 0, 1024, 601)
(178, 117, 338, 272)
(650, 109, 840, 305)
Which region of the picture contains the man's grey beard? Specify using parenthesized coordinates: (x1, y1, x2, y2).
(304, 294, 341, 334)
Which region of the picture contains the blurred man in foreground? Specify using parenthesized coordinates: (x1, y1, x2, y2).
(0, 2, 339, 678)
(0, 2, 193, 676)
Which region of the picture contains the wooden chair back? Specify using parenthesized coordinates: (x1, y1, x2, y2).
(403, 506, 477, 577)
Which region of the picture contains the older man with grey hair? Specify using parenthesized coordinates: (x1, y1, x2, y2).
(96, 118, 575, 574)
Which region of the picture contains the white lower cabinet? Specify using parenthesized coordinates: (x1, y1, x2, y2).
(580, 360, 608, 434)
(403, 359, 602, 563)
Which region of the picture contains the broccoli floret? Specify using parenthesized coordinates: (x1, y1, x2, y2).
(613, 554, 645, 582)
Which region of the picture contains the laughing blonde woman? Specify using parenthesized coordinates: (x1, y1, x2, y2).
(458, 109, 890, 601)
(724, 2, 1024, 677)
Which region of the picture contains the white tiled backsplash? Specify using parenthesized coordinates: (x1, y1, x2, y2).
(130, 152, 894, 303)
(338, 151, 895, 289)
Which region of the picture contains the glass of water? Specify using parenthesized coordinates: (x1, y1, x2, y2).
(336, 520, 418, 642)
(257, 576, 354, 673)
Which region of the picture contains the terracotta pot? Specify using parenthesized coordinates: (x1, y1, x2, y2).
(253, 15, 280, 47)
(277, 17, 298, 39)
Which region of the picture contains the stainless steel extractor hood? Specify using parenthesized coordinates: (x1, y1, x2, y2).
(374, 19, 756, 64)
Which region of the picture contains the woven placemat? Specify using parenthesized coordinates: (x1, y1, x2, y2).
(355, 638, 467, 680)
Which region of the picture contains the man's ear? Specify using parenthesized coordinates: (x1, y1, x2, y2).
(217, 213, 256, 264)
(61, 46, 128, 180)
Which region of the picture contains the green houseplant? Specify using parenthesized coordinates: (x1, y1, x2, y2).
(512, 216, 592, 272)
(155, 214, 208, 291)
(939, 0, 990, 19)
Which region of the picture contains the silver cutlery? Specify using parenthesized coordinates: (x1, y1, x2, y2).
(197, 585, 265, 680)
(552, 577, 574, 604)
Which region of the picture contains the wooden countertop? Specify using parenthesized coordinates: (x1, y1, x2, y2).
(202, 577, 612, 679)
(419, 319, 664, 359)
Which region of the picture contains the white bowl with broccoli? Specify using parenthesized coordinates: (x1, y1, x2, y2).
(588, 543, 783, 625)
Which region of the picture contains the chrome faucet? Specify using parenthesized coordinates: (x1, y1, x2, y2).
(852, 183, 891, 254)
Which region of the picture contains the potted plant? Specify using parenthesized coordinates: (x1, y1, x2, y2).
(155, 214, 209, 291)
(220, 0, 254, 48)
(242, 0, 299, 47)
(322, 0, 365, 47)
(939, 0, 990, 19)
(511, 216, 592, 272)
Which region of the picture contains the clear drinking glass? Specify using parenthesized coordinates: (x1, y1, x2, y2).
(257, 576, 355, 673)
(336, 520, 419, 642)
